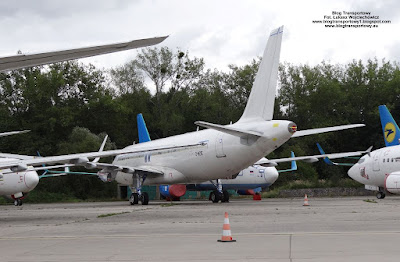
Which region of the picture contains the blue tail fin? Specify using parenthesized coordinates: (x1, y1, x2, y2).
(379, 105, 400, 147)
(137, 113, 151, 143)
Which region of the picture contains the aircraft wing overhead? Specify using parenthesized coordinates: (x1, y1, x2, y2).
(291, 124, 365, 138)
(0, 142, 205, 171)
(0, 36, 168, 72)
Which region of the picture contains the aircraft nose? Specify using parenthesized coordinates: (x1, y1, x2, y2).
(25, 171, 39, 190)
(347, 164, 360, 182)
(265, 167, 279, 184)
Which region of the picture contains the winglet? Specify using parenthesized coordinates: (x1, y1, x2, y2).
(137, 113, 151, 143)
(379, 105, 400, 147)
(316, 143, 335, 165)
(290, 151, 297, 171)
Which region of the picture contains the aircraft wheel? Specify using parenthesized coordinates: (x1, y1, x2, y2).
(210, 191, 221, 203)
(129, 193, 138, 205)
(222, 190, 229, 203)
(14, 199, 22, 206)
(141, 192, 149, 205)
(376, 192, 386, 199)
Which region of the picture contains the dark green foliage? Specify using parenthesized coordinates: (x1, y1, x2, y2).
(1, 45, 399, 201)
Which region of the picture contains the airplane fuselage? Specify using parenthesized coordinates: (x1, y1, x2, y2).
(348, 146, 400, 188)
(113, 120, 295, 186)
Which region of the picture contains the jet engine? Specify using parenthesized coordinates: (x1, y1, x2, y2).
(159, 184, 186, 200)
(385, 172, 400, 194)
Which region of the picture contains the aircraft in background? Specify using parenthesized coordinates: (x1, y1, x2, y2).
(0, 36, 168, 72)
(0, 26, 365, 206)
(347, 105, 400, 199)
(0, 35, 168, 206)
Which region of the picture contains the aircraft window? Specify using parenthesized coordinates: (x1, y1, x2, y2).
(392, 158, 394, 162)
(0, 174, 3, 179)
(388, 158, 390, 162)
(383, 159, 385, 163)
(358, 158, 365, 164)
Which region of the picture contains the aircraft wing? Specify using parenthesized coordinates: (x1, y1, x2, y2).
(257, 147, 371, 167)
(0, 36, 168, 72)
(0, 142, 205, 172)
(0, 152, 35, 160)
(0, 130, 30, 137)
(292, 124, 365, 137)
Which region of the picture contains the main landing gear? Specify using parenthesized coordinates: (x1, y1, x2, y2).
(12, 193, 24, 206)
(209, 179, 229, 203)
(376, 189, 386, 199)
(14, 198, 23, 206)
(129, 172, 149, 205)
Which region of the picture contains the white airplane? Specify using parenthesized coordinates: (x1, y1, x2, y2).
(137, 113, 295, 203)
(0, 26, 364, 206)
(348, 105, 400, 199)
(0, 36, 167, 72)
(91, 26, 364, 205)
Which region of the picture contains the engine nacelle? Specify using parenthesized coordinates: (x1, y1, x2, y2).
(385, 172, 400, 194)
(159, 184, 186, 199)
(97, 171, 112, 182)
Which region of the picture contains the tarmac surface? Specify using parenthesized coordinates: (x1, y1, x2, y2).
(1, 196, 400, 261)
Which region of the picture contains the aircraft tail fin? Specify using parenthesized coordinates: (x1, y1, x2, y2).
(137, 113, 151, 143)
(379, 105, 400, 147)
(237, 26, 284, 123)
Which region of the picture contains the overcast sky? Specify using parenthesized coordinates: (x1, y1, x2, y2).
(1, 0, 399, 72)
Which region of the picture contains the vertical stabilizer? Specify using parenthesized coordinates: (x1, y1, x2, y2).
(237, 26, 284, 123)
(137, 113, 151, 143)
(379, 105, 400, 147)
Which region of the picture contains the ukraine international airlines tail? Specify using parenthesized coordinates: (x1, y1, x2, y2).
(0, 26, 364, 206)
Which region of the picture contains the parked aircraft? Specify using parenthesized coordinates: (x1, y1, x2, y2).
(137, 113, 295, 203)
(0, 26, 365, 206)
(0, 36, 167, 72)
(139, 113, 285, 201)
(348, 105, 400, 199)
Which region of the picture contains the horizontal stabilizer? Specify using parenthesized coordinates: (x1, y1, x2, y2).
(195, 121, 264, 137)
(292, 124, 365, 138)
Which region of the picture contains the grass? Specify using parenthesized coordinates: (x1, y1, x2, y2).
(161, 202, 176, 207)
(262, 178, 364, 198)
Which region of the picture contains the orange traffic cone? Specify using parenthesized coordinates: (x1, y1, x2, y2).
(303, 194, 310, 206)
(217, 212, 236, 242)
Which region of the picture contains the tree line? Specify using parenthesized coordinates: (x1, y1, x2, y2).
(1, 46, 399, 199)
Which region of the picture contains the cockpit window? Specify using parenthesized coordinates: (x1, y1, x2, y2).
(357, 158, 365, 164)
